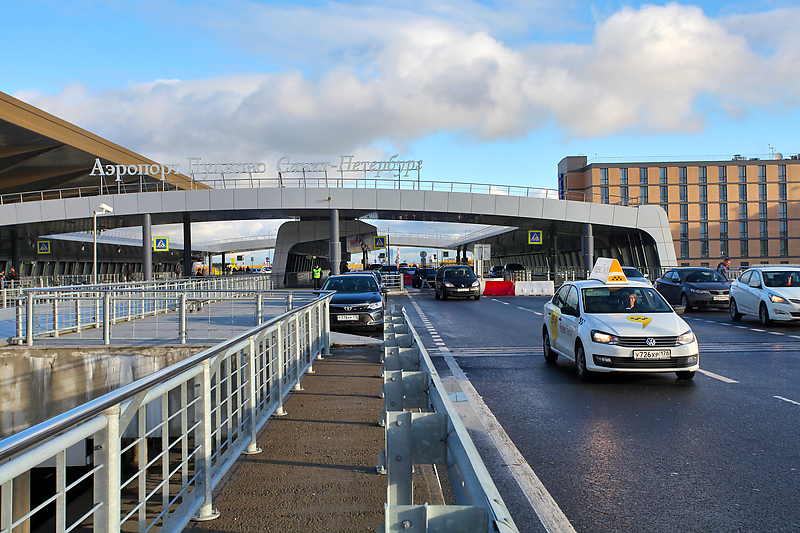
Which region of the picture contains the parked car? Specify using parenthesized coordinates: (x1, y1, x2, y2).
(412, 268, 437, 288)
(622, 266, 650, 285)
(321, 274, 386, 332)
(488, 265, 504, 278)
(504, 263, 525, 273)
(434, 265, 481, 300)
(653, 267, 730, 310)
(729, 266, 800, 325)
(543, 258, 698, 381)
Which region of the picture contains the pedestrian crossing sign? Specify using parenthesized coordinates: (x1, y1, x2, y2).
(374, 236, 386, 249)
(153, 237, 169, 251)
(528, 230, 542, 245)
(37, 240, 50, 254)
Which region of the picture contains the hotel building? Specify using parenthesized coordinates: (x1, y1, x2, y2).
(558, 154, 800, 269)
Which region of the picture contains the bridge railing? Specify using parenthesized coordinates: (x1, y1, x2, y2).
(0, 291, 332, 533)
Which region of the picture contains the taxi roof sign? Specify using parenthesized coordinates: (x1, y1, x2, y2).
(589, 258, 629, 285)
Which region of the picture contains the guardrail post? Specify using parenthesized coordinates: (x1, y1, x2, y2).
(93, 405, 121, 533)
(243, 337, 263, 455)
(386, 411, 413, 506)
(103, 291, 111, 345)
(94, 290, 101, 330)
(322, 300, 331, 357)
(255, 294, 262, 325)
(307, 308, 316, 374)
(75, 293, 82, 332)
(293, 315, 303, 391)
(275, 322, 287, 416)
(26, 294, 34, 346)
(285, 293, 293, 312)
(52, 295, 59, 338)
(194, 360, 220, 522)
(179, 294, 187, 344)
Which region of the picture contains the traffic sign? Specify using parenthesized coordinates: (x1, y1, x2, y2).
(374, 236, 386, 249)
(37, 240, 50, 254)
(528, 230, 543, 245)
(153, 237, 169, 251)
(420, 251, 427, 258)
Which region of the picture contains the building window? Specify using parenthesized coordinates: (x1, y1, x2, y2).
(759, 203, 767, 220)
(660, 185, 668, 203)
(620, 186, 628, 204)
(759, 183, 767, 201)
(720, 221, 728, 239)
(740, 239, 749, 257)
(700, 203, 708, 220)
(600, 168, 609, 185)
(659, 169, 667, 184)
(740, 221, 749, 238)
(699, 184, 708, 202)
(640, 168, 648, 184)
(699, 166, 707, 182)
(720, 203, 728, 220)
(719, 184, 727, 201)
(678, 167, 686, 184)
(601, 186, 609, 204)
(739, 184, 747, 201)
(761, 239, 769, 257)
(739, 166, 747, 182)
(640, 186, 648, 203)
(719, 166, 727, 182)
(661, 203, 669, 216)
(680, 222, 688, 239)
(780, 220, 788, 238)
(781, 239, 789, 256)
(701, 241, 709, 258)
(620, 168, 628, 185)
(681, 241, 689, 258)
(739, 203, 748, 219)
(759, 220, 768, 239)
(679, 185, 688, 202)
(779, 183, 787, 201)
(779, 165, 786, 181)
(721, 239, 729, 256)
(758, 165, 766, 181)
(680, 204, 688, 221)
(700, 222, 709, 239)
(780, 202, 787, 219)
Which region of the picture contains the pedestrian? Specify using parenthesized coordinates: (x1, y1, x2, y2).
(312, 264, 323, 289)
(0, 270, 5, 290)
(716, 257, 731, 280)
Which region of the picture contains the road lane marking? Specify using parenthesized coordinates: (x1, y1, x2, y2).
(698, 369, 739, 383)
(768, 331, 784, 336)
(775, 396, 800, 406)
(751, 328, 766, 332)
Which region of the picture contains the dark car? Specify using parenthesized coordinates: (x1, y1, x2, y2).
(412, 268, 437, 288)
(654, 267, 730, 310)
(321, 274, 386, 331)
(488, 265, 504, 278)
(435, 265, 480, 300)
(503, 263, 525, 272)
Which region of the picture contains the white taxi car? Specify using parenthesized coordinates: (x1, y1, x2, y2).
(542, 259, 699, 381)
(729, 266, 800, 324)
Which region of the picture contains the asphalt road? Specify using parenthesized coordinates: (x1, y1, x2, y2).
(398, 289, 800, 533)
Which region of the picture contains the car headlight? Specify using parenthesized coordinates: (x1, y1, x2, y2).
(471, 280, 480, 287)
(591, 330, 620, 345)
(444, 281, 454, 287)
(677, 330, 695, 345)
(367, 301, 383, 310)
(769, 293, 788, 304)
(689, 288, 710, 294)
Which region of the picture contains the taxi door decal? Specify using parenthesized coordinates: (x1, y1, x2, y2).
(550, 310, 560, 341)
(627, 315, 652, 329)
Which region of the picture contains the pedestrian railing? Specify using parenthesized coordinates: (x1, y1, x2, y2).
(378, 306, 519, 532)
(0, 290, 332, 533)
(382, 273, 405, 292)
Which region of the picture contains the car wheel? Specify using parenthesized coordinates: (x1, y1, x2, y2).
(575, 342, 591, 381)
(542, 329, 558, 364)
(434, 287, 440, 299)
(474, 294, 481, 300)
(730, 299, 742, 321)
(680, 293, 691, 311)
(759, 303, 771, 326)
(676, 371, 695, 380)
(441, 290, 448, 300)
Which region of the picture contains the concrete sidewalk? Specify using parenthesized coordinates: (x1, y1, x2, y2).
(185, 343, 438, 533)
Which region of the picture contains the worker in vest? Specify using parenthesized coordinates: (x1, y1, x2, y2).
(312, 264, 323, 289)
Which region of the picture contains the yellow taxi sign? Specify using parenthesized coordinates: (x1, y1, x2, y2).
(589, 258, 629, 285)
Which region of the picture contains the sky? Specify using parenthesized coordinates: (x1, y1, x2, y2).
(5, 0, 800, 263)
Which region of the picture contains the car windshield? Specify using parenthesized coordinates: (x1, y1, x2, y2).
(582, 286, 674, 313)
(763, 271, 800, 288)
(443, 267, 474, 278)
(684, 270, 727, 283)
(322, 276, 378, 293)
(623, 267, 644, 278)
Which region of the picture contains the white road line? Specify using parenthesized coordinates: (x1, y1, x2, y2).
(698, 369, 739, 383)
(791, 336, 800, 340)
(751, 328, 766, 332)
(769, 331, 784, 336)
(734, 326, 747, 329)
(775, 395, 800, 406)
(533, 311, 542, 315)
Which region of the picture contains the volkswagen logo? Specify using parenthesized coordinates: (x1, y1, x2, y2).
(646, 337, 656, 347)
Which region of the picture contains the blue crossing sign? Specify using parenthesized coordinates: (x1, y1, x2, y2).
(153, 237, 169, 252)
(374, 236, 386, 249)
(37, 240, 50, 254)
(528, 230, 543, 245)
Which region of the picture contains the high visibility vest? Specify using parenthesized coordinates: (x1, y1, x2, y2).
(313, 267, 321, 279)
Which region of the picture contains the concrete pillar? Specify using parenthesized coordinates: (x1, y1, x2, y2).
(142, 214, 152, 281)
(221, 252, 226, 275)
(582, 223, 594, 278)
(183, 212, 192, 277)
(330, 209, 341, 276)
(208, 253, 213, 276)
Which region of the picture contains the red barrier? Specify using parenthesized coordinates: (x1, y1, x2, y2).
(403, 273, 413, 286)
(482, 281, 514, 296)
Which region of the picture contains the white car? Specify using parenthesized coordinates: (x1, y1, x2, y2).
(729, 266, 800, 325)
(542, 259, 699, 381)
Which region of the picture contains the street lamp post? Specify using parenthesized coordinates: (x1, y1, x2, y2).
(429, 227, 438, 268)
(93, 203, 113, 285)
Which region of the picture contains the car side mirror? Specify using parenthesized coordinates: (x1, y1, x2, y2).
(673, 305, 686, 315)
(561, 305, 579, 317)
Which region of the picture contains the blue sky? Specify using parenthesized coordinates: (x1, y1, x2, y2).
(5, 0, 800, 262)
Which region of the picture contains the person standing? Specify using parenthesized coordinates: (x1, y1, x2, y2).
(312, 264, 323, 289)
(716, 257, 731, 280)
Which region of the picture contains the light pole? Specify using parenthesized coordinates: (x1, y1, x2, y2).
(93, 203, 113, 285)
(429, 227, 438, 268)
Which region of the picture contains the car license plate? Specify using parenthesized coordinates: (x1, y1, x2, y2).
(713, 296, 728, 301)
(633, 350, 671, 360)
(456, 288, 469, 291)
(337, 315, 359, 321)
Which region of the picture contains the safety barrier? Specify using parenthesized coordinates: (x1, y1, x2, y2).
(382, 273, 405, 292)
(377, 306, 519, 532)
(513, 281, 555, 296)
(481, 280, 515, 296)
(0, 291, 332, 533)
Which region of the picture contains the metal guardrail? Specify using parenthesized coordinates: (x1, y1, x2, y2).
(381, 273, 405, 292)
(0, 290, 332, 533)
(378, 307, 518, 532)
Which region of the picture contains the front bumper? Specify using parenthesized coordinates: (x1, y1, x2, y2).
(588, 342, 699, 373)
(766, 302, 800, 321)
(689, 293, 729, 309)
(443, 286, 480, 298)
(329, 308, 384, 328)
